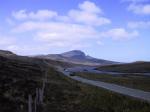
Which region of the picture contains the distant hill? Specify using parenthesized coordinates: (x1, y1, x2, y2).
(36, 50, 118, 66)
(1, 49, 150, 112)
(0, 50, 16, 56)
(96, 62, 150, 73)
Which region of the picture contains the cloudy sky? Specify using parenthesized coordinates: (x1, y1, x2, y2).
(0, 0, 150, 62)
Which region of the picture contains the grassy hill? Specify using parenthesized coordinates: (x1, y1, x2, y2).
(75, 72, 150, 92)
(0, 54, 150, 112)
(36, 50, 117, 66)
(97, 62, 150, 73)
(0, 55, 47, 112)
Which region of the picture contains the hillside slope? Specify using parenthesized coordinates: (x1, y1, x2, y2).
(1, 50, 150, 112)
(36, 50, 117, 66)
(97, 62, 150, 73)
(0, 54, 47, 112)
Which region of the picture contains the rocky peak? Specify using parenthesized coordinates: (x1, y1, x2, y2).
(61, 50, 86, 58)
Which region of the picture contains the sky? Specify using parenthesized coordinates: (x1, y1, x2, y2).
(0, 0, 150, 62)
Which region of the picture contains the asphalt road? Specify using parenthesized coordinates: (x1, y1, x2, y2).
(58, 67, 150, 102)
(67, 66, 150, 76)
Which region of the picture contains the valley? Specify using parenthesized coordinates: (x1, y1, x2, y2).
(0, 50, 150, 112)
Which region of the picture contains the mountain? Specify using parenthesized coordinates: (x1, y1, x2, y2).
(61, 50, 86, 58)
(36, 50, 118, 66)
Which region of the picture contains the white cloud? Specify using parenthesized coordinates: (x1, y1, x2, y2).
(12, 10, 28, 20)
(68, 10, 110, 26)
(0, 35, 16, 46)
(0, 34, 18, 53)
(12, 9, 58, 20)
(11, 1, 110, 26)
(97, 41, 104, 45)
(6, 45, 20, 51)
(122, 0, 150, 15)
(10, 21, 99, 51)
(10, 1, 111, 47)
(101, 28, 139, 40)
(128, 4, 150, 15)
(5, 45, 46, 55)
(128, 21, 150, 28)
(68, 1, 111, 26)
(79, 1, 103, 13)
(12, 21, 97, 33)
(29, 10, 57, 20)
(5, 1, 138, 54)
(4, 42, 92, 55)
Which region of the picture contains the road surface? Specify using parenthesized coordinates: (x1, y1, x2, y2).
(67, 66, 150, 76)
(58, 67, 150, 102)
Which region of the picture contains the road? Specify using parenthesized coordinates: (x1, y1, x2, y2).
(58, 67, 150, 102)
(67, 66, 150, 76)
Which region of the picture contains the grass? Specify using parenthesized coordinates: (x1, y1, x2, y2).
(43, 69, 150, 112)
(1, 55, 150, 112)
(0, 55, 47, 112)
(97, 62, 150, 73)
(75, 72, 150, 92)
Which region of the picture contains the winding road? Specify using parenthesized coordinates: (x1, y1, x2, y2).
(67, 66, 150, 76)
(58, 66, 150, 102)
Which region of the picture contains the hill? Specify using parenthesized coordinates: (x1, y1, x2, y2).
(36, 50, 117, 66)
(0, 50, 16, 56)
(0, 53, 47, 112)
(96, 62, 150, 73)
(1, 50, 150, 112)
